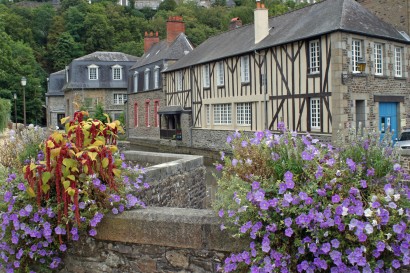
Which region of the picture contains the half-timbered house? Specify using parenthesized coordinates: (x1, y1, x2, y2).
(162, 0, 410, 151)
(126, 16, 193, 140)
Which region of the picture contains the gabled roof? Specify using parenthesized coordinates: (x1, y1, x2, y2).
(74, 51, 139, 62)
(131, 33, 194, 70)
(167, 0, 408, 72)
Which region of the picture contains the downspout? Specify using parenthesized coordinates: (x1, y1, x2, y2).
(264, 53, 268, 130)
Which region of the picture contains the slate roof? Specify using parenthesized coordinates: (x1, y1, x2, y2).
(167, 0, 409, 72)
(64, 51, 139, 90)
(131, 33, 194, 70)
(46, 70, 65, 97)
(75, 51, 139, 62)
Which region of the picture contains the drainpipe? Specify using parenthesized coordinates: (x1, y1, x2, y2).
(189, 65, 193, 147)
(264, 53, 268, 130)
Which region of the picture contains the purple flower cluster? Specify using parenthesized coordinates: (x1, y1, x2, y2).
(216, 128, 410, 272)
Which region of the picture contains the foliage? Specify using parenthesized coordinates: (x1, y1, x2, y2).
(214, 124, 410, 272)
(0, 125, 47, 170)
(0, 112, 148, 271)
(0, 98, 10, 132)
(93, 103, 108, 124)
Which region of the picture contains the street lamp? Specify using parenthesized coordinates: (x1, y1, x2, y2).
(21, 76, 27, 126)
(13, 93, 17, 130)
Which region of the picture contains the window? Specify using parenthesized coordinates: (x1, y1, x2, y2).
(154, 66, 160, 89)
(154, 100, 159, 127)
(395, 47, 403, 77)
(113, 94, 127, 105)
(310, 98, 320, 129)
(88, 64, 99, 80)
(112, 65, 122, 80)
(206, 105, 210, 125)
(236, 103, 251, 126)
(241, 55, 250, 83)
(203, 64, 210, 88)
(351, 39, 363, 73)
(217, 61, 224, 86)
(374, 43, 383, 75)
(134, 103, 138, 127)
(309, 40, 320, 74)
(133, 72, 139, 93)
(177, 71, 183, 91)
(145, 100, 150, 127)
(144, 69, 150, 91)
(213, 104, 232, 125)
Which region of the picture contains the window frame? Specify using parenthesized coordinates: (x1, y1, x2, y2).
(310, 98, 321, 130)
(236, 103, 251, 126)
(213, 104, 232, 125)
(112, 64, 122, 80)
(395, 47, 403, 77)
(309, 39, 320, 74)
(241, 55, 250, 83)
(216, 61, 225, 86)
(203, 64, 210, 88)
(113, 93, 127, 105)
(145, 100, 150, 127)
(154, 100, 160, 127)
(133, 72, 139, 93)
(144, 68, 150, 91)
(351, 39, 363, 73)
(206, 104, 210, 125)
(154, 66, 160, 89)
(177, 71, 183, 91)
(134, 103, 138, 127)
(88, 64, 99, 80)
(374, 43, 383, 76)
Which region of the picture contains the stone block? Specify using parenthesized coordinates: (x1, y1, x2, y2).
(165, 250, 189, 268)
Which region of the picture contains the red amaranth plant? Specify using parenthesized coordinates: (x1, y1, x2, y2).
(23, 111, 124, 236)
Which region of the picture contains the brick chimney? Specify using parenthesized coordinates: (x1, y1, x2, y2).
(229, 17, 242, 30)
(166, 16, 185, 44)
(254, 0, 269, 44)
(144, 31, 159, 53)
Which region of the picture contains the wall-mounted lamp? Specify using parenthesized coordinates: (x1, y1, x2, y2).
(357, 58, 366, 73)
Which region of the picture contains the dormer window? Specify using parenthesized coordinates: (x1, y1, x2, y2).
(154, 66, 160, 89)
(88, 64, 99, 80)
(144, 68, 150, 91)
(112, 65, 122, 80)
(133, 71, 139, 93)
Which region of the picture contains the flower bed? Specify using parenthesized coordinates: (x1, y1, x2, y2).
(214, 124, 410, 272)
(0, 112, 147, 272)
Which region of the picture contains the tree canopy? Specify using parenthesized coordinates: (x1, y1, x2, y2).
(0, 0, 309, 126)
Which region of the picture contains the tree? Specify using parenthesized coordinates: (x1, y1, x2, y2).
(93, 103, 108, 123)
(0, 98, 11, 132)
(158, 0, 176, 11)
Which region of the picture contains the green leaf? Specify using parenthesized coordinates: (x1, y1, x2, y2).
(102, 157, 109, 168)
(67, 187, 76, 197)
(42, 172, 52, 184)
(113, 168, 121, 177)
(27, 187, 36, 197)
(42, 184, 50, 194)
(63, 180, 70, 190)
(67, 175, 75, 181)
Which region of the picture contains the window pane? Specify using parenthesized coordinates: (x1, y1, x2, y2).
(309, 40, 320, 74)
(237, 103, 251, 125)
(310, 98, 320, 129)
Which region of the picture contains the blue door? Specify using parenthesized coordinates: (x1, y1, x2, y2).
(379, 102, 398, 141)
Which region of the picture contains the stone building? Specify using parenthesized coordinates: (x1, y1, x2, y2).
(45, 70, 65, 129)
(126, 16, 193, 140)
(45, 51, 139, 126)
(159, 0, 410, 151)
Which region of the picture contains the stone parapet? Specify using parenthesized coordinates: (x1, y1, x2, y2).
(61, 208, 246, 273)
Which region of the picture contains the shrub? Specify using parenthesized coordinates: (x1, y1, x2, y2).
(0, 111, 148, 272)
(214, 124, 410, 273)
(0, 125, 47, 170)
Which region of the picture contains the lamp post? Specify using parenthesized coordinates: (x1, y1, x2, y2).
(13, 93, 17, 130)
(21, 76, 27, 126)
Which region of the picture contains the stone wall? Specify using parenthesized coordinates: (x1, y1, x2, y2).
(47, 96, 65, 129)
(126, 89, 163, 139)
(123, 151, 206, 209)
(61, 208, 246, 273)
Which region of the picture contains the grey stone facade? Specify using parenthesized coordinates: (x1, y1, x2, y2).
(126, 89, 163, 139)
(47, 96, 65, 129)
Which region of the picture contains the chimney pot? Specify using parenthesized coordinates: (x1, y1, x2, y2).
(144, 30, 160, 53)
